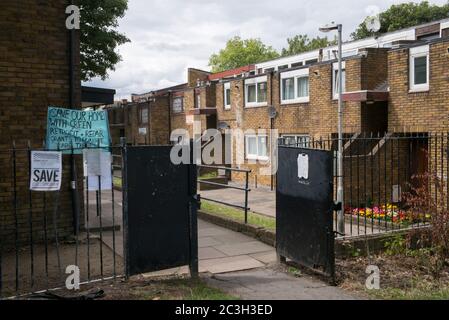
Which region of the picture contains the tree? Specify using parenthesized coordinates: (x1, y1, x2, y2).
(351, 1, 449, 40)
(208, 36, 280, 73)
(79, 0, 130, 81)
(281, 34, 337, 57)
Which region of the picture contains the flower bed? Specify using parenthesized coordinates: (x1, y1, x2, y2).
(345, 204, 430, 224)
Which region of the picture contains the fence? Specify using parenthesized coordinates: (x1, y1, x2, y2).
(280, 132, 447, 237)
(197, 165, 251, 223)
(0, 143, 123, 299)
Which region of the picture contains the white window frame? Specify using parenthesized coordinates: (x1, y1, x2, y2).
(409, 45, 429, 92)
(280, 69, 309, 104)
(245, 134, 269, 160)
(332, 61, 346, 100)
(196, 93, 201, 109)
(245, 76, 268, 108)
(224, 82, 231, 109)
(281, 134, 310, 148)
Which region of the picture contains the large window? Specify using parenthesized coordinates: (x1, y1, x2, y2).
(332, 61, 346, 99)
(245, 76, 268, 107)
(409, 45, 429, 92)
(280, 69, 309, 104)
(139, 106, 148, 124)
(172, 96, 184, 113)
(281, 134, 310, 148)
(224, 82, 231, 109)
(245, 135, 268, 160)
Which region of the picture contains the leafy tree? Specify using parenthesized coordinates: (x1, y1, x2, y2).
(351, 1, 449, 40)
(79, 0, 130, 81)
(281, 34, 337, 56)
(208, 36, 280, 73)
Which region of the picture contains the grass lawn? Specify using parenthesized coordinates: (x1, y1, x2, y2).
(101, 277, 238, 300)
(200, 200, 275, 231)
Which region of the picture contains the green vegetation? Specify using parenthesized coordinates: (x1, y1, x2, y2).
(201, 200, 275, 231)
(113, 176, 122, 188)
(367, 279, 449, 300)
(132, 278, 238, 300)
(281, 35, 336, 57)
(198, 171, 218, 180)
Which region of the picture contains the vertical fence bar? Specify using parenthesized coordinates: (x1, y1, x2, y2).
(244, 171, 249, 224)
(377, 132, 382, 231)
(73, 143, 80, 271)
(356, 136, 360, 235)
(434, 133, 438, 216)
(98, 147, 104, 280)
(52, 144, 63, 284)
(370, 133, 374, 233)
(42, 193, 49, 289)
(363, 133, 367, 235)
(349, 134, 353, 236)
(397, 134, 401, 229)
(390, 133, 395, 230)
(384, 133, 388, 229)
(12, 141, 19, 293)
(27, 141, 35, 290)
(85, 144, 91, 282)
(110, 145, 117, 278)
(446, 133, 449, 212)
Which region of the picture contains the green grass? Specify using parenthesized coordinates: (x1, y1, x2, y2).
(113, 176, 122, 188)
(132, 278, 238, 300)
(198, 171, 218, 180)
(201, 200, 276, 231)
(367, 281, 449, 300)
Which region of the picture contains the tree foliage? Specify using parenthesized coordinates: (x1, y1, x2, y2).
(281, 34, 337, 57)
(79, 0, 130, 81)
(208, 36, 280, 73)
(351, 1, 449, 40)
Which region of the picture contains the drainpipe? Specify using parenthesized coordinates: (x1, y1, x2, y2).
(168, 91, 172, 144)
(270, 71, 275, 191)
(69, 0, 81, 236)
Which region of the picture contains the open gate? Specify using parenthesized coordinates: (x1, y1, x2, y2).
(122, 145, 198, 277)
(276, 145, 335, 281)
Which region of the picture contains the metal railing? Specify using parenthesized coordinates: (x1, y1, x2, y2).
(280, 133, 445, 238)
(197, 165, 252, 223)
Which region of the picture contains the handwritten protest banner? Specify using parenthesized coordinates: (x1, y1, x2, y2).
(46, 106, 111, 154)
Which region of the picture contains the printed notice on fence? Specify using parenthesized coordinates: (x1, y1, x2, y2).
(83, 149, 112, 191)
(46, 106, 111, 154)
(30, 151, 62, 191)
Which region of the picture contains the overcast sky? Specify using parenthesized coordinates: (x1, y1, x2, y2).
(84, 0, 447, 99)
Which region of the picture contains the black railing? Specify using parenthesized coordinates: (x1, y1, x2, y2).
(0, 143, 123, 299)
(280, 132, 446, 238)
(197, 165, 251, 224)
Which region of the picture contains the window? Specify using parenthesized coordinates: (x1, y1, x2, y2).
(139, 106, 148, 124)
(172, 97, 183, 113)
(245, 76, 268, 107)
(278, 65, 288, 70)
(305, 59, 318, 65)
(195, 93, 201, 109)
(245, 135, 268, 160)
(224, 82, 231, 109)
(332, 61, 346, 99)
(280, 69, 309, 104)
(409, 45, 429, 92)
(291, 62, 303, 68)
(281, 135, 310, 147)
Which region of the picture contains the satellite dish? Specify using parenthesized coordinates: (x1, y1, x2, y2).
(365, 15, 381, 33)
(268, 106, 277, 119)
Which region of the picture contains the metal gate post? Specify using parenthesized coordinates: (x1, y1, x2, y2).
(120, 137, 130, 279)
(188, 141, 199, 278)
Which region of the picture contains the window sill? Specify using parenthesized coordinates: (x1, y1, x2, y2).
(281, 98, 309, 105)
(246, 156, 269, 161)
(245, 103, 268, 108)
(408, 87, 429, 93)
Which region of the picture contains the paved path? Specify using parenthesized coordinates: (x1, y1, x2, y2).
(205, 269, 358, 300)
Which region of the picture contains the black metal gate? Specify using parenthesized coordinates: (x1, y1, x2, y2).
(122, 145, 198, 277)
(276, 145, 335, 280)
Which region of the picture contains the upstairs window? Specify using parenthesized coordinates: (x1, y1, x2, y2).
(281, 134, 310, 148)
(195, 93, 201, 109)
(280, 69, 309, 104)
(172, 96, 184, 113)
(245, 76, 268, 107)
(332, 61, 346, 99)
(224, 82, 231, 109)
(409, 45, 429, 92)
(139, 106, 148, 124)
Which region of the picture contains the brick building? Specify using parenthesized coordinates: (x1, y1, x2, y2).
(0, 1, 82, 244)
(108, 18, 449, 193)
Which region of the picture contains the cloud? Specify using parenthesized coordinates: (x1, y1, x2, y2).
(83, 0, 448, 100)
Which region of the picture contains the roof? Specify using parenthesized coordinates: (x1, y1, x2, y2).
(208, 65, 255, 81)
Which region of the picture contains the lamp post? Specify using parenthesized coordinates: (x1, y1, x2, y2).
(319, 22, 345, 235)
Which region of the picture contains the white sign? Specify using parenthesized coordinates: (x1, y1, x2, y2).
(139, 127, 147, 135)
(297, 153, 309, 180)
(30, 151, 62, 191)
(83, 149, 112, 191)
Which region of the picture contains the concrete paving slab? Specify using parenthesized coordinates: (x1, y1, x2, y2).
(199, 247, 227, 260)
(199, 255, 265, 274)
(214, 241, 274, 256)
(198, 236, 223, 248)
(249, 251, 278, 264)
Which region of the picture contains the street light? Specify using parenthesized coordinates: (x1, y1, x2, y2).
(320, 22, 345, 235)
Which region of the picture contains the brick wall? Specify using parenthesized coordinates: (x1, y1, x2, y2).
(0, 0, 81, 245)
